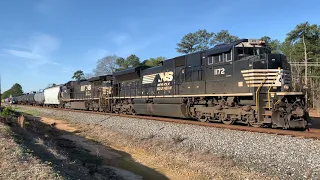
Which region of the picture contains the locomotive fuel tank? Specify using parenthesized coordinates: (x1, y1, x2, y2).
(132, 103, 191, 118)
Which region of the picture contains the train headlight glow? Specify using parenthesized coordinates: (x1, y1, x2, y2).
(283, 84, 290, 91)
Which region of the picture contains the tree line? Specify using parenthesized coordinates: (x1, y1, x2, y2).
(72, 55, 166, 80)
(73, 29, 285, 81)
(1, 83, 23, 99)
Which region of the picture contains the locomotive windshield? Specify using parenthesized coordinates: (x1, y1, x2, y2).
(236, 47, 269, 56)
(235, 40, 270, 60)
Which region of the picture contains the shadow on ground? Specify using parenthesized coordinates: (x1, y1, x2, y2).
(6, 113, 169, 180)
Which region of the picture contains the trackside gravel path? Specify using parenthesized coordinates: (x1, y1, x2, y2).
(17, 106, 320, 180)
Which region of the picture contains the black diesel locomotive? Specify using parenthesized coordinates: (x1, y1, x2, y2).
(111, 39, 308, 129)
(14, 39, 309, 130)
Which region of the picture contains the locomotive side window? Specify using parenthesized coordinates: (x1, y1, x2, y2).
(237, 47, 244, 55)
(214, 54, 224, 63)
(208, 56, 213, 65)
(225, 51, 232, 62)
(208, 52, 231, 64)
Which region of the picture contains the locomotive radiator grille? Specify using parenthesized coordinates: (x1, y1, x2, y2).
(241, 69, 291, 87)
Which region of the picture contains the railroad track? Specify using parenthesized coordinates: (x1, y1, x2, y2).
(9, 104, 320, 140)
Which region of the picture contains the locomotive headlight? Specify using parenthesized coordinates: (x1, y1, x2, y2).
(283, 84, 290, 91)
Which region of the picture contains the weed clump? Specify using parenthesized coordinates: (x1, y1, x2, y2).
(0, 106, 17, 124)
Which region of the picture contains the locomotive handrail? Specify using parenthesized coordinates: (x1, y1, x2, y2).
(255, 77, 267, 112)
(267, 71, 280, 109)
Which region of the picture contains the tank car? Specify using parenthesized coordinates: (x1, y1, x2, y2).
(16, 94, 28, 105)
(109, 39, 309, 130)
(34, 92, 45, 106)
(25, 92, 36, 105)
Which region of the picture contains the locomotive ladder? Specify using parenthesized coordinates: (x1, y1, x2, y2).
(255, 77, 267, 122)
(99, 88, 111, 112)
(255, 70, 281, 123)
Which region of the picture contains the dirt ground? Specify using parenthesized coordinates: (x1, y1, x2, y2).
(38, 116, 193, 180)
(35, 116, 272, 180)
(0, 120, 61, 179)
(1, 107, 276, 180)
(0, 114, 143, 180)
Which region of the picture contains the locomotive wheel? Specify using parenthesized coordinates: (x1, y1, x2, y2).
(246, 114, 260, 127)
(128, 106, 136, 115)
(194, 111, 208, 122)
(222, 119, 233, 125)
(198, 117, 208, 123)
(248, 122, 262, 128)
(220, 113, 233, 125)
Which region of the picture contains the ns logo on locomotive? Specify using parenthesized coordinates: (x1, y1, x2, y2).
(12, 39, 310, 130)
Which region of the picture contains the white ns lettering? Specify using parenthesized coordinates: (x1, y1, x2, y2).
(158, 72, 174, 82)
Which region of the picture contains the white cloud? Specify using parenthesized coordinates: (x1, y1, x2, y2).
(3, 49, 43, 60)
(105, 32, 130, 46)
(35, 0, 54, 14)
(61, 67, 73, 74)
(102, 32, 161, 58)
(1, 33, 61, 68)
(85, 48, 110, 61)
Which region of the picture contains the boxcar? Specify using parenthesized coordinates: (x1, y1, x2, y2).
(44, 86, 61, 107)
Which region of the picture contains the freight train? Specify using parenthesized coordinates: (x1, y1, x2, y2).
(12, 39, 310, 130)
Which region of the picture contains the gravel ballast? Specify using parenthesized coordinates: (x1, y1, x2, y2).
(18, 106, 320, 179)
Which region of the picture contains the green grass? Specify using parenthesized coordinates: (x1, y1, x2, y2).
(15, 108, 42, 117)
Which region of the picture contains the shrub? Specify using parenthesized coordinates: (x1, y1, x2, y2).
(0, 106, 15, 118)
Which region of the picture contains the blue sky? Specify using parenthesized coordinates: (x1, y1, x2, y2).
(0, 0, 319, 92)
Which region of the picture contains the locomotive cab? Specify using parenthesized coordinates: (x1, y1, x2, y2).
(232, 39, 292, 92)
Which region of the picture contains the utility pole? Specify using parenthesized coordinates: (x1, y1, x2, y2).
(302, 34, 308, 106)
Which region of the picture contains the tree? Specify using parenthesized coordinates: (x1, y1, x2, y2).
(261, 36, 281, 53)
(126, 54, 140, 67)
(176, 29, 214, 54)
(115, 55, 140, 71)
(287, 22, 310, 63)
(286, 22, 314, 102)
(116, 57, 127, 70)
(72, 70, 84, 81)
(143, 56, 166, 67)
(1, 83, 23, 99)
(10, 83, 23, 97)
(211, 30, 239, 46)
(93, 55, 118, 76)
(281, 22, 320, 107)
